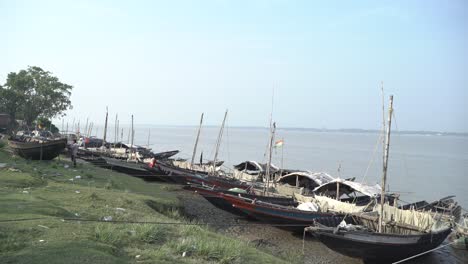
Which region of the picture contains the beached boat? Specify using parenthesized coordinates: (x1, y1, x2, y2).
(308, 96, 453, 263)
(231, 160, 280, 183)
(309, 205, 452, 263)
(154, 160, 250, 189)
(8, 137, 67, 160)
(450, 213, 468, 250)
(188, 184, 298, 217)
(220, 193, 348, 232)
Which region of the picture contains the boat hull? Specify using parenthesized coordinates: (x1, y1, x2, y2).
(313, 227, 452, 263)
(101, 157, 166, 181)
(221, 193, 346, 232)
(8, 138, 67, 160)
(190, 185, 297, 217)
(155, 161, 250, 189)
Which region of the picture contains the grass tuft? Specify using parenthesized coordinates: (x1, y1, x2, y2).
(0, 147, 290, 264)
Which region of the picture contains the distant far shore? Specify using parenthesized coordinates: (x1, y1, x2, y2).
(115, 124, 468, 137)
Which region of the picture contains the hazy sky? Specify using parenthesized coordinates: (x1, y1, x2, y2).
(1, 0, 467, 132)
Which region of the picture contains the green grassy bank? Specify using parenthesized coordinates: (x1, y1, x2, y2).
(0, 142, 291, 264)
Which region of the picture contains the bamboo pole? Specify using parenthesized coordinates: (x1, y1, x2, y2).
(213, 110, 228, 175)
(191, 113, 204, 167)
(130, 115, 134, 160)
(378, 95, 394, 233)
(264, 122, 276, 195)
(103, 107, 108, 145)
(147, 128, 151, 149)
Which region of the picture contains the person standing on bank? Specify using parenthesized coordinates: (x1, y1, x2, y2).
(70, 139, 79, 167)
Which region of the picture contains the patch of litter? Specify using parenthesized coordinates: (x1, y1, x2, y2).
(22, 191, 29, 194)
(73, 169, 77, 172)
(64, 165, 69, 169)
(75, 175, 81, 179)
(0, 163, 7, 168)
(69, 178, 74, 181)
(182, 252, 187, 257)
(39, 240, 45, 242)
(37, 225, 49, 229)
(8, 168, 21, 172)
(74, 213, 80, 217)
(103, 216, 113, 221)
(75, 190, 81, 194)
(115, 207, 126, 212)
(135, 255, 141, 259)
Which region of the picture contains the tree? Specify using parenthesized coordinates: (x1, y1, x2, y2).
(0, 66, 73, 126)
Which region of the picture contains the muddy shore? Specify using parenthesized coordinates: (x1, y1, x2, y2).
(177, 188, 361, 264)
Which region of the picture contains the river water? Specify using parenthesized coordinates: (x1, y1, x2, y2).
(99, 124, 468, 263)
(123, 125, 468, 209)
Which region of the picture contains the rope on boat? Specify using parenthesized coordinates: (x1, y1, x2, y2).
(392, 240, 459, 264)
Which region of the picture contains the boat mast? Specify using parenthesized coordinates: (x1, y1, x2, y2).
(378, 95, 393, 233)
(381, 82, 386, 183)
(147, 128, 151, 149)
(84, 118, 89, 138)
(127, 126, 131, 144)
(264, 122, 276, 194)
(114, 114, 118, 147)
(120, 128, 124, 149)
(213, 110, 228, 175)
(130, 115, 134, 160)
(191, 113, 204, 168)
(103, 107, 108, 145)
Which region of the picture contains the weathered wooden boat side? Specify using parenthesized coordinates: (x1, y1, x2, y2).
(221, 193, 346, 232)
(312, 226, 452, 263)
(189, 185, 297, 217)
(155, 161, 250, 189)
(8, 138, 67, 160)
(101, 157, 165, 181)
(152, 150, 179, 160)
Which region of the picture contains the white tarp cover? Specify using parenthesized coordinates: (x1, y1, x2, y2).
(371, 203, 449, 233)
(297, 202, 319, 212)
(313, 178, 382, 197)
(233, 161, 279, 173)
(293, 194, 371, 213)
(277, 171, 335, 186)
(172, 160, 220, 173)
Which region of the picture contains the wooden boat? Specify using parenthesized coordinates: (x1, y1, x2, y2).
(220, 193, 348, 232)
(99, 156, 166, 181)
(187, 185, 298, 217)
(152, 150, 179, 160)
(308, 96, 453, 263)
(450, 213, 468, 250)
(309, 208, 452, 263)
(154, 160, 250, 189)
(8, 137, 67, 160)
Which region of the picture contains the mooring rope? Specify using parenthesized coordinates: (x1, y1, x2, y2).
(0, 216, 324, 228)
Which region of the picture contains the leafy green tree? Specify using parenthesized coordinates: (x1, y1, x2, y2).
(0, 66, 73, 126)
